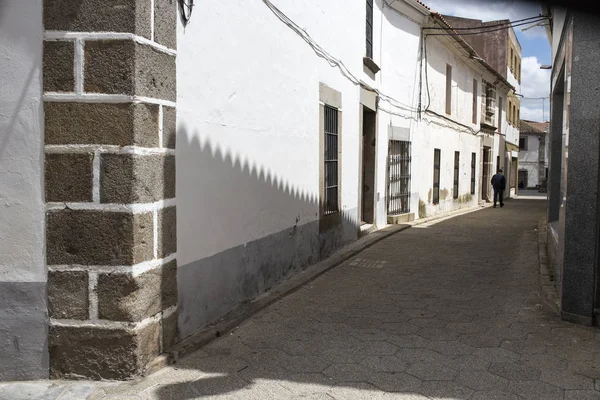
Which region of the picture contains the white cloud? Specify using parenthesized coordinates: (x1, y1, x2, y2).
(520, 103, 549, 122)
(423, 0, 542, 23)
(518, 56, 550, 122)
(520, 56, 550, 98)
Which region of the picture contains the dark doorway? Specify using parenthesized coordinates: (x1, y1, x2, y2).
(482, 147, 491, 201)
(361, 107, 377, 225)
(518, 170, 528, 189)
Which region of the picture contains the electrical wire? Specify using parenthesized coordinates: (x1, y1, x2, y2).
(423, 34, 431, 112)
(179, 0, 194, 26)
(262, 0, 417, 114)
(423, 15, 548, 31)
(425, 19, 548, 36)
(261, 0, 491, 136)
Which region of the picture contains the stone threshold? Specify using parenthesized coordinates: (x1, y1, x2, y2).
(146, 222, 412, 375)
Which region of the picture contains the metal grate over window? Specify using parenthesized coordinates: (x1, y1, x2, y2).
(433, 149, 441, 204)
(324, 105, 339, 215)
(471, 152, 476, 195)
(453, 151, 460, 199)
(387, 140, 411, 215)
(366, 0, 373, 58)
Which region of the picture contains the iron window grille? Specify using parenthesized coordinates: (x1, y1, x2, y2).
(481, 79, 496, 126)
(453, 151, 460, 199)
(366, 0, 373, 58)
(471, 153, 476, 195)
(387, 140, 411, 215)
(433, 149, 441, 204)
(324, 105, 339, 215)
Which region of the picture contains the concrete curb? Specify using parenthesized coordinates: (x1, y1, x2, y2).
(537, 217, 560, 314)
(146, 223, 411, 375)
(409, 203, 492, 227)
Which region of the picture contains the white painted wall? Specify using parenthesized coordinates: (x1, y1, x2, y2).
(371, 1, 425, 226)
(177, 0, 363, 266)
(0, 0, 47, 380)
(411, 36, 487, 216)
(0, 0, 45, 282)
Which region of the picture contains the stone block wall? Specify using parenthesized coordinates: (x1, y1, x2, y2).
(43, 0, 178, 380)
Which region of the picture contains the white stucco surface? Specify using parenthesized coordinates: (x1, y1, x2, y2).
(0, 0, 47, 380)
(0, 0, 45, 283)
(176, 0, 362, 265)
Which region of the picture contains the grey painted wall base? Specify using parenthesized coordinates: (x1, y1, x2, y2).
(177, 209, 358, 340)
(561, 311, 592, 327)
(0, 282, 48, 380)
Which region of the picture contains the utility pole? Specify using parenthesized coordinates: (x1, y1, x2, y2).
(542, 98, 545, 121)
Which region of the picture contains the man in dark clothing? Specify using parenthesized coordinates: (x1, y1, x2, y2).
(491, 168, 506, 208)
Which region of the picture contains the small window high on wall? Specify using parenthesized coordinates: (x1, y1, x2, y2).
(446, 64, 452, 115)
(472, 79, 478, 124)
(366, 0, 373, 59)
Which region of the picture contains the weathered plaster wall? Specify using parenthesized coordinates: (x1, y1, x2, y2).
(176, 0, 362, 339)
(519, 133, 542, 188)
(0, 0, 47, 380)
(373, 2, 425, 225)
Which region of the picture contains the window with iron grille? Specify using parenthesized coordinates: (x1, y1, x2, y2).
(498, 96, 503, 132)
(481, 79, 496, 126)
(471, 152, 476, 195)
(366, 0, 373, 59)
(324, 105, 339, 215)
(433, 149, 441, 204)
(387, 140, 411, 215)
(453, 151, 460, 199)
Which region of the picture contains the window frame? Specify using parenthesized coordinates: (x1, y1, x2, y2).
(366, 0, 373, 59)
(453, 151, 460, 199)
(387, 140, 411, 215)
(470, 152, 476, 195)
(519, 137, 527, 150)
(318, 83, 343, 232)
(446, 64, 452, 115)
(433, 149, 441, 204)
(472, 79, 478, 124)
(498, 96, 503, 133)
(323, 105, 339, 216)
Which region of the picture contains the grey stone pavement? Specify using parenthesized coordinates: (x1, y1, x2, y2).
(3, 198, 600, 400)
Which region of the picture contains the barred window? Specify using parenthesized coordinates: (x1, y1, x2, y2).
(453, 151, 460, 199)
(324, 105, 339, 215)
(366, 0, 373, 58)
(471, 153, 476, 195)
(433, 149, 441, 204)
(387, 140, 411, 215)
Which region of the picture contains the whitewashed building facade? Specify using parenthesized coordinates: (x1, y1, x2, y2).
(1, 0, 515, 380)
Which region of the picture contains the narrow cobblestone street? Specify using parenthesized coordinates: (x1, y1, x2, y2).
(3, 198, 600, 400)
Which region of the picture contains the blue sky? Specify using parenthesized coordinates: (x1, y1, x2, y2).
(424, 0, 551, 122)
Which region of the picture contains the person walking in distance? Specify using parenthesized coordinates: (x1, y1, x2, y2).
(491, 168, 506, 208)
